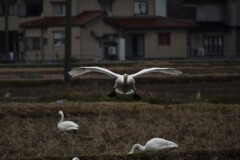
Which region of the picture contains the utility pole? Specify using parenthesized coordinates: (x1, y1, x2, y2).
(64, 0, 72, 85)
(4, 0, 9, 56)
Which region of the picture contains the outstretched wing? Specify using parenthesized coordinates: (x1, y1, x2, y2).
(68, 66, 120, 78)
(130, 67, 182, 78)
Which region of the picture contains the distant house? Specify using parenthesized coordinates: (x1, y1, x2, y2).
(0, 0, 196, 62)
(105, 16, 197, 59)
(169, 0, 240, 58)
(20, 10, 112, 62)
(0, 0, 44, 62)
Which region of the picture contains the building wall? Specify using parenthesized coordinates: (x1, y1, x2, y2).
(145, 29, 187, 58)
(43, 0, 155, 17)
(196, 3, 223, 22)
(24, 28, 42, 62)
(75, 0, 155, 16)
(224, 0, 240, 26)
(79, 20, 117, 60)
(45, 0, 80, 16)
(111, 0, 136, 16)
(24, 27, 81, 62)
(224, 29, 237, 57)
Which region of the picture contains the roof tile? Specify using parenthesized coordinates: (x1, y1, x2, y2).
(105, 16, 197, 29)
(20, 10, 105, 27)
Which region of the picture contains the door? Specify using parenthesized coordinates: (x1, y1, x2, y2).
(132, 34, 145, 58)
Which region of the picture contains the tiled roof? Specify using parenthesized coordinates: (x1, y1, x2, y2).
(105, 16, 197, 29)
(72, 11, 105, 26)
(20, 11, 105, 27)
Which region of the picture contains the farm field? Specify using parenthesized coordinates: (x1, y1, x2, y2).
(0, 60, 240, 160)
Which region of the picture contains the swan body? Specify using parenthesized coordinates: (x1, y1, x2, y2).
(128, 138, 178, 154)
(58, 110, 79, 132)
(69, 66, 182, 100)
(72, 157, 79, 160)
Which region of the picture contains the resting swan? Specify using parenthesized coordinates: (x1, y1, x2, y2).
(72, 157, 79, 160)
(128, 138, 178, 154)
(69, 66, 182, 100)
(57, 110, 79, 132)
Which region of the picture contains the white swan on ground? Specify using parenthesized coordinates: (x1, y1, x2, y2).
(128, 138, 178, 154)
(69, 66, 182, 100)
(57, 110, 79, 132)
(72, 157, 79, 160)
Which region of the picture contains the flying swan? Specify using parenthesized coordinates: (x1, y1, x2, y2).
(128, 138, 178, 154)
(68, 66, 182, 100)
(57, 110, 79, 132)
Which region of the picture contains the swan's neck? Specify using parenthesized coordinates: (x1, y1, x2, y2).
(123, 74, 128, 84)
(58, 113, 64, 124)
(130, 144, 145, 153)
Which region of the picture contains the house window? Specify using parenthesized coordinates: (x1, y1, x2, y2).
(53, 32, 65, 46)
(18, 0, 42, 17)
(0, 4, 3, 16)
(203, 36, 223, 56)
(134, 1, 147, 15)
(25, 37, 40, 50)
(9, 4, 16, 15)
(158, 33, 171, 46)
(52, 2, 66, 16)
(18, 4, 27, 16)
(0, 2, 16, 16)
(100, 2, 112, 12)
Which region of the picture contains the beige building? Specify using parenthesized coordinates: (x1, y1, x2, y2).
(0, 0, 196, 62)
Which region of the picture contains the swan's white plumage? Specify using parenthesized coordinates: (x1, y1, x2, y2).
(68, 66, 120, 78)
(57, 110, 79, 132)
(130, 67, 182, 77)
(68, 66, 182, 98)
(72, 157, 80, 160)
(69, 66, 181, 78)
(128, 138, 178, 154)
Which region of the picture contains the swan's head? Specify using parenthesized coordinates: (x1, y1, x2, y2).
(128, 144, 142, 154)
(123, 73, 128, 80)
(72, 157, 80, 160)
(167, 142, 178, 151)
(59, 110, 63, 115)
(171, 142, 179, 148)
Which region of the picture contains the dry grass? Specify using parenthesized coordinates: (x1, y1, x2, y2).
(1, 60, 240, 159)
(0, 102, 239, 159)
